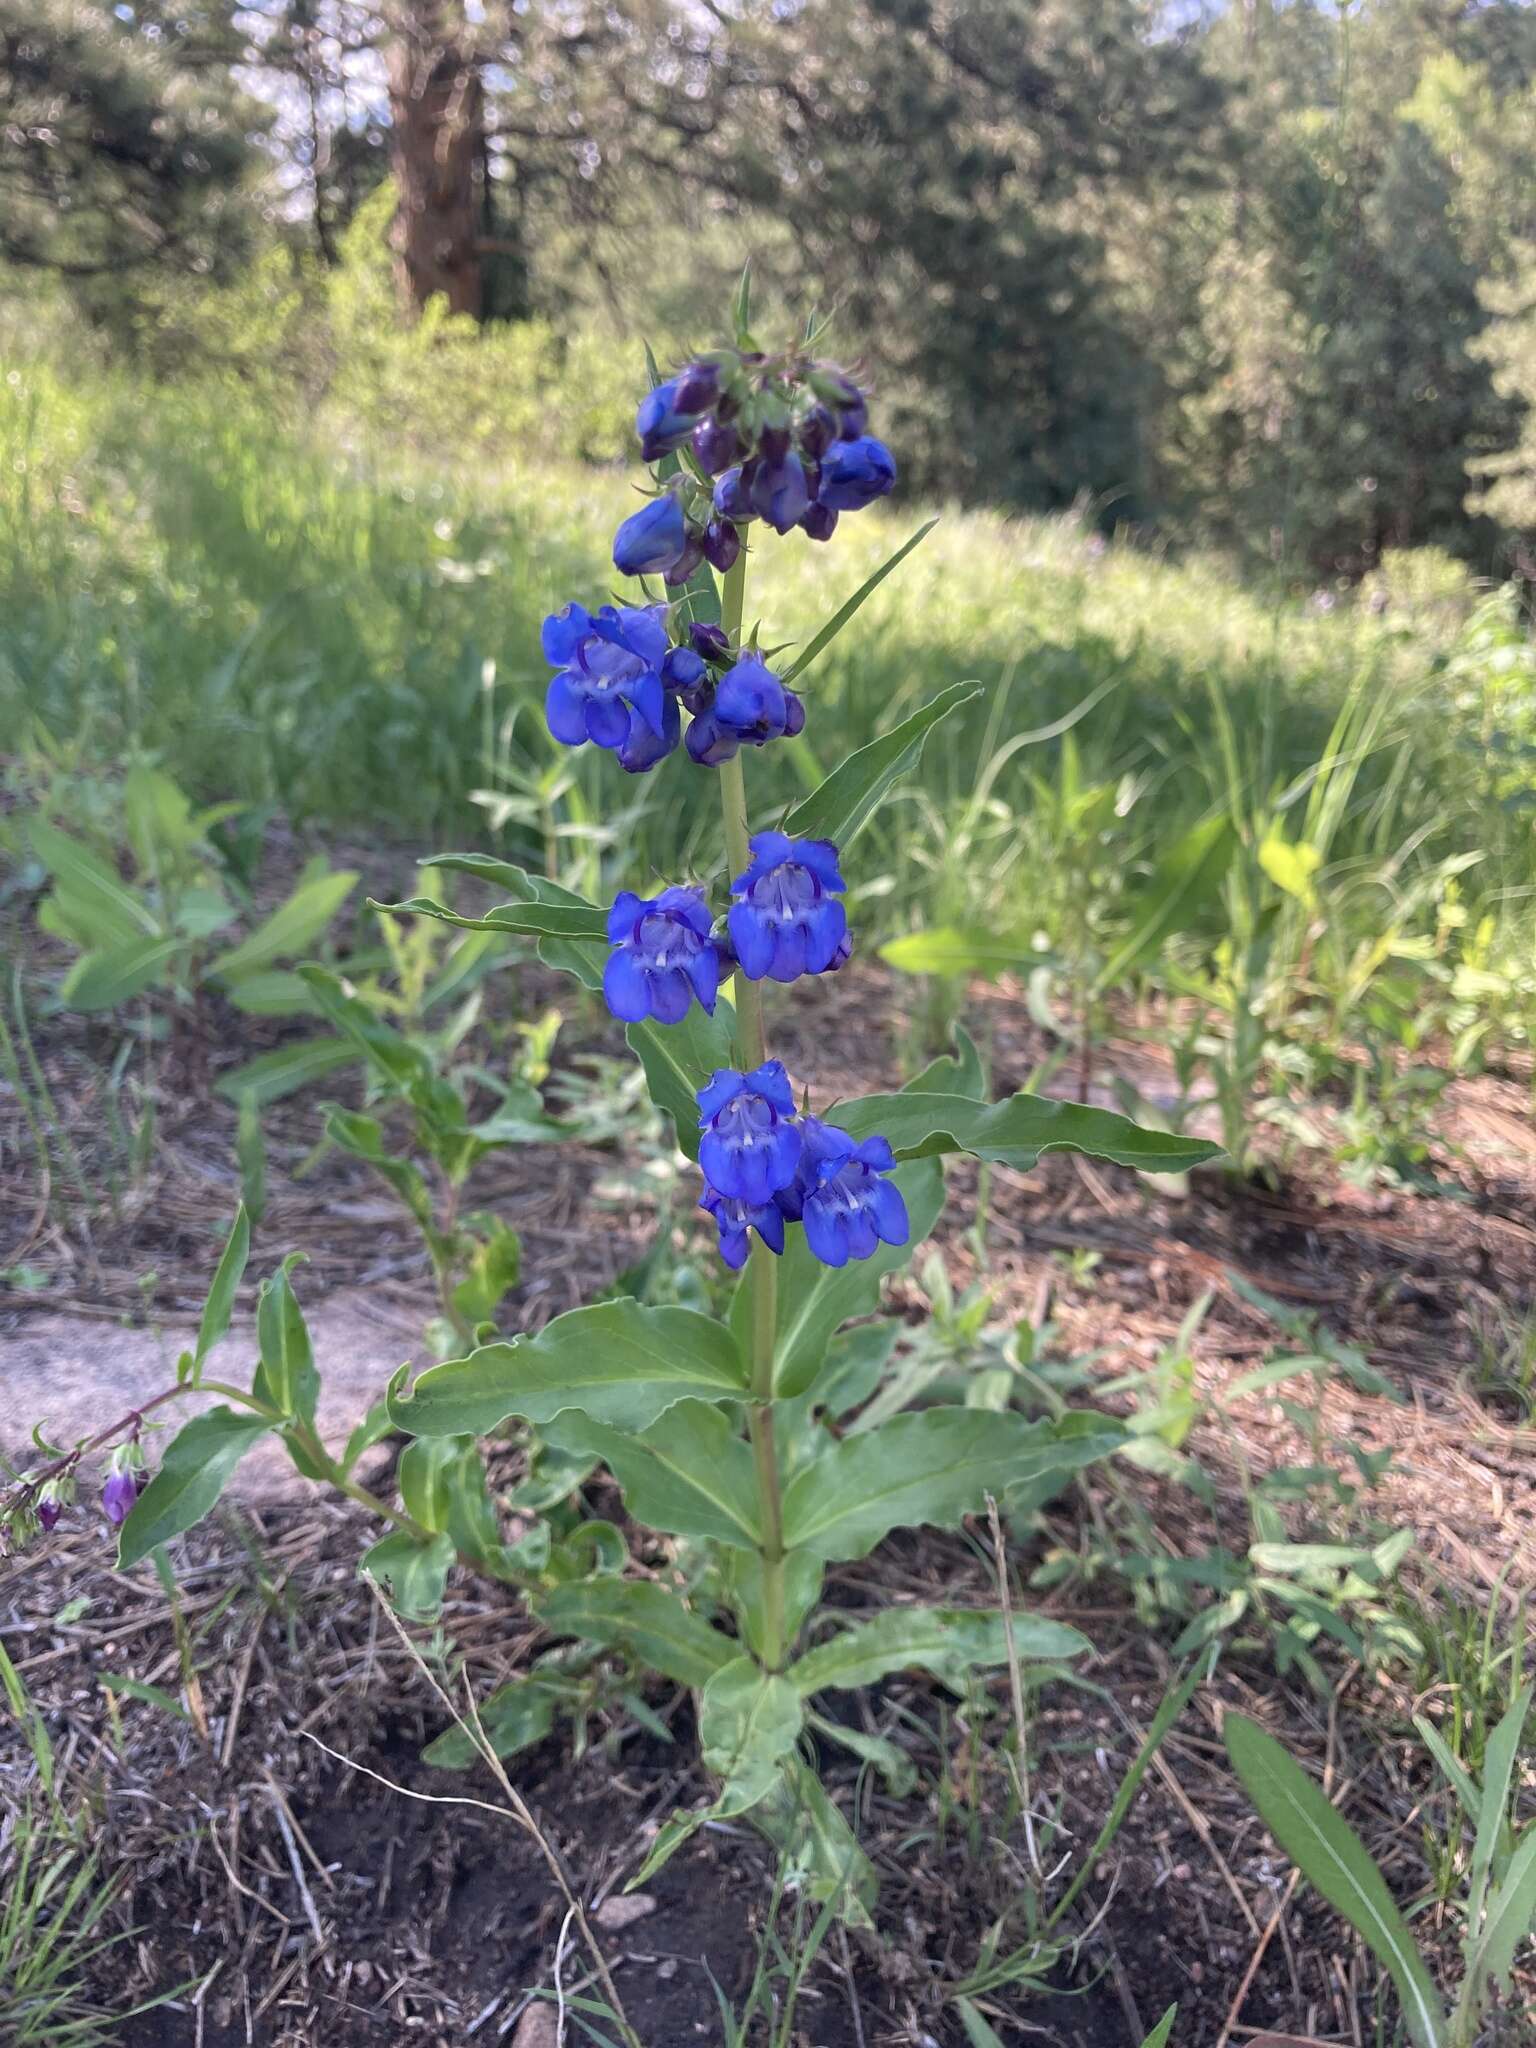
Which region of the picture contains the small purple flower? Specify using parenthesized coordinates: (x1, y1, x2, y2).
(702, 519, 741, 573)
(543, 602, 674, 767)
(637, 378, 704, 462)
(751, 452, 811, 534)
(604, 886, 721, 1025)
(37, 1492, 63, 1533)
(697, 1060, 802, 1205)
(689, 622, 731, 663)
(700, 1186, 786, 1269)
(818, 436, 896, 512)
(101, 1466, 147, 1528)
(613, 493, 691, 577)
(713, 466, 754, 523)
(662, 645, 707, 694)
(684, 656, 804, 766)
(729, 832, 847, 984)
(777, 1120, 908, 1269)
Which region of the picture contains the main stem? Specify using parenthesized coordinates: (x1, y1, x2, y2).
(716, 544, 787, 1671)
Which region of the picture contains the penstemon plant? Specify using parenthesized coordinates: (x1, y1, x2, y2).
(379, 279, 1221, 1908)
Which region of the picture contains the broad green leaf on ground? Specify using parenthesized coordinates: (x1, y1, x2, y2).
(59, 936, 182, 1010)
(879, 929, 1026, 979)
(628, 1002, 736, 1160)
(782, 681, 980, 849)
(389, 1302, 748, 1436)
(790, 1606, 1090, 1696)
(732, 1159, 944, 1398)
(834, 1090, 1223, 1177)
(215, 1035, 356, 1106)
(1223, 1714, 1446, 2048)
(361, 1531, 455, 1621)
(699, 1656, 805, 1809)
(207, 869, 358, 982)
(30, 818, 160, 944)
(424, 1675, 566, 1769)
(780, 1408, 1123, 1562)
(253, 1257, 319, 1425)
(193, 1205, 249, 1374)
(780, 520, 938, 688)
(372, 893, 608, 941)
(543, 1401, 762, 1549)
(538, 1578, 737, 1689)
(117, 1407, 273, 1568)
(1095, 814, 1236, 991)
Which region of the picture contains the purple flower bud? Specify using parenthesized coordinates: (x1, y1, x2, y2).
(101, 1467, 147, 1528)
(637, 377, 704, 461)
(818, 436, 897, 512)
(802, 501, 839, 543)
(662, 645, 707, 694)
(689, 621, 731, 663)
(835, 398, 868, 441)
(750, 453, 811, 535)
(663, 536, 705, 587)
(674, 360, 722, 414)
(693, 415, 745, 476)
(799, 405, 836, 459)
(758, 423, 792, 464)
(713, 466, 754, 524)
(784, 688, 806, 738)
(702, 518, 741, 573)
(37, 1495, 63, 1533)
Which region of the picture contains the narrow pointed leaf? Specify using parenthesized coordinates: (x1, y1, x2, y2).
(208, 870, 358, 982)
(371, 894, 608, 940)
(1470, 1683, 1530, 1930)
(1468, 1828, 1536, 2002)
(1095, 814, 1235, 992)
(780, 519, 938, 687)
(214, 1036, 356, 1106)
(60, 936, 182, 1010)
(194, 1206, 250, 1374)
(30, 819, 160, 940)
(253, 1258, 319, 1425)
(783, 680, 979, 849)
(389, 1301, 748, 1437)
(834, 1090, 1223, 1177)
(1223, 1714, 1446, 2048)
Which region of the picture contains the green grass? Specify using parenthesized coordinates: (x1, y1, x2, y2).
(3, 345, 1531, 1030)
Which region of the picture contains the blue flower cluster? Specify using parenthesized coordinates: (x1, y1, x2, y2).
(695, 1060, 908, 1271)
(611, 350, 897, 584)
(596, 833, 849, 1026)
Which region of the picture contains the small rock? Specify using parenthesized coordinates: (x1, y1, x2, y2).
(593, 1892, 658, 1931)
(512, 2004, 559, 2048)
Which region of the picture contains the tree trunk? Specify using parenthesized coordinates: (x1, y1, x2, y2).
(384, 0, 482, 320)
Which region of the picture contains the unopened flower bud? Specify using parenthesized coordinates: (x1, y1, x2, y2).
(758, 423, 792, 465)
(817, 436, 896, 511)
(750, 453, 811, 535)
(799, 404, 836, 459)
(663, 535, 705, 587)
(689, 621, 731, 663)
(662, 646, 707, 693)
(713, 466, 755, 524)
(37, 1490, 63, 1533)
(613, 492, 690, 576)
(693, 416, 745, 476)
(674, 360, 722, 414)
(637, 377, 705, 462)
(101, 1464, 147, 1528)
(802, 501, 839, 543)
(702, 519, 741, 572)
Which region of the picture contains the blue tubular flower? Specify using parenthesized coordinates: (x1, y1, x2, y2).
(818, 436, 897, 511)
(544, 601, 672, 758)
(697, 1060, 801, 1204)
(713, 466, 754, 523)
(729, 831, 847, 984)
(779, 1119, 909, 1269)
(604, 885, 720, 1023)
(684, 654, 804, 765)
(637, 378, 703, 461)
(700, 1185, 786, 1270)
(613, 492, 690, 576)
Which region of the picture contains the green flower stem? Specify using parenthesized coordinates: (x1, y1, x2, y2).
(716, 537, 788, 1671)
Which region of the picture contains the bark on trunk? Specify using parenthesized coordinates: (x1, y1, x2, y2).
(385, 0, 483, 320)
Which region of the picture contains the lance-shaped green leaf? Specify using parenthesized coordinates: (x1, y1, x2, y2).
(732, 1159, 944, 1399)
(192, 1205, 249, 1377)
(323, 1105, 433, 1229)
(1469, 1683, 1530, 1931)
(780, 1409, 1123, 1562)
(834, 1090, 1223, 1177)
(754, 1758, 878, 1923)
(879, 928, 1026, 980)
(415, 856, 609, 995)
(30, 818, 160, 944)
(782, 681, 980, 849)
(424, 1674, 567, 1769)
(60, 935, 182, 1010)
(700, 1657, 804, 1809)
(117, 1407, 273, 1568)
(1467, 1829, 1536, 2011)
(253, 1257, 319, 1425)
(1224, 1713, 1446, 2048)
(780, 520, 938, 688)
(207, 869, 358, 983)
(543, 1401, 762, 1550)
(906, 1025, 987, 1100)
(538, 1578, 737, 1690)
(627, 1002, 737, 1161)
(296, 965, 430, 1092)
(790, 1606, 1089, 1696)
(371, 894, 608, 941)
(215, 1035, 356, 1107)
(1095, 813, 1235, 993)
(361, 1530, 455, 1621)
(389, 1301, 748, 1437)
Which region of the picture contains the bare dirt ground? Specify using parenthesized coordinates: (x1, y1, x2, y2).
(4, 904, 1536, 2045)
